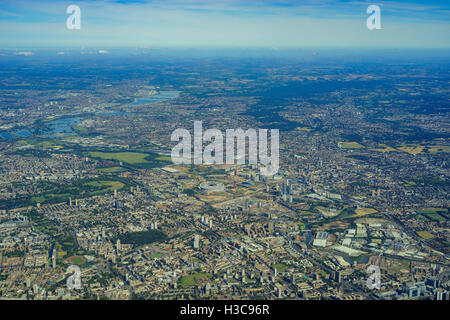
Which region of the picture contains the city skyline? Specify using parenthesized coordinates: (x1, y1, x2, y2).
(0, 0, 449, 305)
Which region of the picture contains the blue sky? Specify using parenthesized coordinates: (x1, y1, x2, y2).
(0, 0, 449, 48)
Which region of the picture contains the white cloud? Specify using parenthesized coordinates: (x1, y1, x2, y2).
(14, 51, 34, 56)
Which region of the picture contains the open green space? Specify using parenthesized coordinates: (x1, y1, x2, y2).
(416, 231, 435, 240)
(417, 207, 447, 214)
(427, 145, 450, 154)
(0, 177, 129, 210)
(96, 166, 127, 173)
(178, 271, 212, 287)
(87, 150, 171, 169)
(85, 180, 125, 191)
(23, 210, 58, 236)
(88, 151, 151, 164)
(272, 263, 289, 273)
(423, 213, 447, 222)
(338, 141, 364, 149)
(115, 230, 168, 246)
(418, 208, 448, 222)
(54, 232, 80, 257)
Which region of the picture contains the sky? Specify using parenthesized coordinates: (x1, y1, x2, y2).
(0, 0, 449, 49)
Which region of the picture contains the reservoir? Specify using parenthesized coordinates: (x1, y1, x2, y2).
(0, 90, 180, 140)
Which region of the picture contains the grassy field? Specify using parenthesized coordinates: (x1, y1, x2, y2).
(338, 141, 364, 149)
(427, 145, 450, 154)
(89, 151, 151, 164)
(54, 233, 79, 257)
(369, 144, 396, 153)
(418, 207, 447, 214)
(338, 207, 377, 220)
(178, 271, 212, 287)
(424, 213, 447, 222)
(24, 139, 64, 150)
(353, 208, 377, 217)
(88, 150, 171, 169)
(370, 144, 449, 155)
(298, 211, 316, 216)
(85, 180, 125, 192)
(418, 208, 448, 222)
(416, 231, 435, 240)
(398, 144, 424, 155)
(0, 177, 129, 210)
(96, 166, 126, 173)
(272, 263, 289, 273)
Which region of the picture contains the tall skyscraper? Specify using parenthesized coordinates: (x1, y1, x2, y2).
(193, 235, 200, 249)
(52, 249, 57, 269)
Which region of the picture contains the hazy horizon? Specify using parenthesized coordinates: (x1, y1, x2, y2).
(1, 0, 449, 49)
